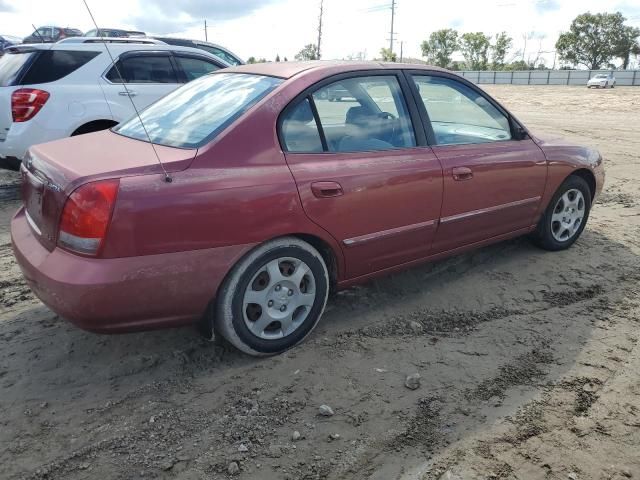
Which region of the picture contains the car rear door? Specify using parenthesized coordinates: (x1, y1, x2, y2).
(408, 72, 547, 252)
(99, 51, 181, 122)
(280, 71, 443, 279)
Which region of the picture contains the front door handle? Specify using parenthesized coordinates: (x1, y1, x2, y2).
(119, 90, 138, 97)
(452, 166, 473, 181)
(311, 181, 343, 198)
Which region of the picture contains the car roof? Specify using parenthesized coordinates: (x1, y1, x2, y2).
(6, 42, 232, 66)
(223, 60, 447, 79)
(12, 42, 221, 56)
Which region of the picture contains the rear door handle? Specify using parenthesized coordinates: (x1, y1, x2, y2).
(119, 90, 138, 97)
(311, 181, 343, 198)
(452, 166, 473, 181)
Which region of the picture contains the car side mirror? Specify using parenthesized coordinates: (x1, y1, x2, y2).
(511, 119, 528, 140)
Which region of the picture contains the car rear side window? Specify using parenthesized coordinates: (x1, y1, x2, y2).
(281, 98, 323, 153)
(0, 52, 35, 86)
(20, 50, 100, 85)
(310, 75, 416, 152)
(106, 55, 178, 84)
(174, 55, 220, 82)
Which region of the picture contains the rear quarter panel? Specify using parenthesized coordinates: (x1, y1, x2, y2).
(103, 96, 346, 278)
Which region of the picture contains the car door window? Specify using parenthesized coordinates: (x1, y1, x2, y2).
(280, 98, 323, 153)
(412, 75, 512, 146)
(106, 55, 178, 84)
(174, 55, 220, 82)
(311, 75, 416, 152)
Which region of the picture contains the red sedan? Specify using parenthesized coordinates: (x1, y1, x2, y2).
(11, 62, 605, 356)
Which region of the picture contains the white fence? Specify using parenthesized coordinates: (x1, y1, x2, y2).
(457, 70, 640, 86)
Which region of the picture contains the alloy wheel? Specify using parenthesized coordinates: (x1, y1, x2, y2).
(242, 257, 317, 340)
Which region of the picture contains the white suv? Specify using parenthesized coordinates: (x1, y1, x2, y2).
(0, 41, 229, 170)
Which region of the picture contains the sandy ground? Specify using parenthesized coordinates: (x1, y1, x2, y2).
(0, 85, 639, 480)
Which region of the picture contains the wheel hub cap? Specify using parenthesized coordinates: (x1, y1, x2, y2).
(551, 189, 586, 242)
(242, 258, 317, 340)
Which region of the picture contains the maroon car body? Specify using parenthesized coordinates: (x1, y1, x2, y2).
(11, 62, 604, 346)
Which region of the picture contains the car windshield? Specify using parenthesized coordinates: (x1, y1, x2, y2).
(115, 73, 283, 148)
(594, 75, 607, 79)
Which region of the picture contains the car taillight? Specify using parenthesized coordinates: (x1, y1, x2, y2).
(12, 88, 50, 122)
(58, 179, 119, 256)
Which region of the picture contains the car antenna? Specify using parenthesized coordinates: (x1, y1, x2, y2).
(81, 0, 173, 183)
(31, 24, 45, 43)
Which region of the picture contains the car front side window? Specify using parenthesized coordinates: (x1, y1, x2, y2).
(311, 75, 416, 152)
(412, 75, 512, 146)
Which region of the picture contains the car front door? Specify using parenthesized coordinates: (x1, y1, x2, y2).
(100, 51, 181, 122)
(408, 73, 547, 253)
(280, 72, 443, 279)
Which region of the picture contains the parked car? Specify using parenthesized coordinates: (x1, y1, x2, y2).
(152, 37, 244, 65)
(0, 34, 21, 54)
(0, 42, 229, 170)
(23, 26, 83, 43)
(587, 73, 616, 88)
(84, 28, 147, 38)
(11, 62, 605, 356)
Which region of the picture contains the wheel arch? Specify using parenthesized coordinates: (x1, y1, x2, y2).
(71, 119, 119, 137)
(570, 168, 597, 200)
(290, 233, 340, 291)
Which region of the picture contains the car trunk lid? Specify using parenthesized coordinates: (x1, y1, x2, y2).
(22, 130, 197, 251)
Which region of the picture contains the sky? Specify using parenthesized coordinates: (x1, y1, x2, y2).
(2, 0, 640, 67)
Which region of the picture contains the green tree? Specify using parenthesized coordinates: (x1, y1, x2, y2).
(247, 56, 257, 64)
(491, 32, 512, 69)
(460, 32, 491, 70)
(275, 54, 281, 62)
(420, 28, 458, 68)
(614, 25, 640, 69)
(295, 44, 319, 61)
(556, 12, 630, 69)
(284, 57, 288, 62)
(379, 47, 397, 62)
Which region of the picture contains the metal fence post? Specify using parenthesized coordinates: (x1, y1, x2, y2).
(567, 70, 571, 85)
(527, 70, 531, 85)
(547, 70, 551, 85)
(634, 70, 638, 86)
(511, 71, 514, 84)
(493, 70, 497, 84)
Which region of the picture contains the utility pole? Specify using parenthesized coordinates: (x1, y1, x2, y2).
(204, 20, 208, 42)
(400, 41, 404, 62)
(316, 0, 324, 60)
(389, 0, 396, 54)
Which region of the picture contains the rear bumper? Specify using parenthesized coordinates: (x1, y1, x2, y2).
(11, 207, 254, 333)
(0, 119, 72, 163)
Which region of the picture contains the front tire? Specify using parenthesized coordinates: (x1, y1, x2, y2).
(215, 237, 329, 356)
(532, 175, 592, 251)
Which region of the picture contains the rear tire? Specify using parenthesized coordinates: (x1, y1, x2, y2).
(215, 237, 329, 356)
(532, 175, 592, 251)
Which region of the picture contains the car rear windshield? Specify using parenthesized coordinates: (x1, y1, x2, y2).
(115, 73, 283, 148)
(20, 50, 100, 84)
(0, 51, 35, 86)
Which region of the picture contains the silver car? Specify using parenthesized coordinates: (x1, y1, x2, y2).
(587, 73, 616, 89)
